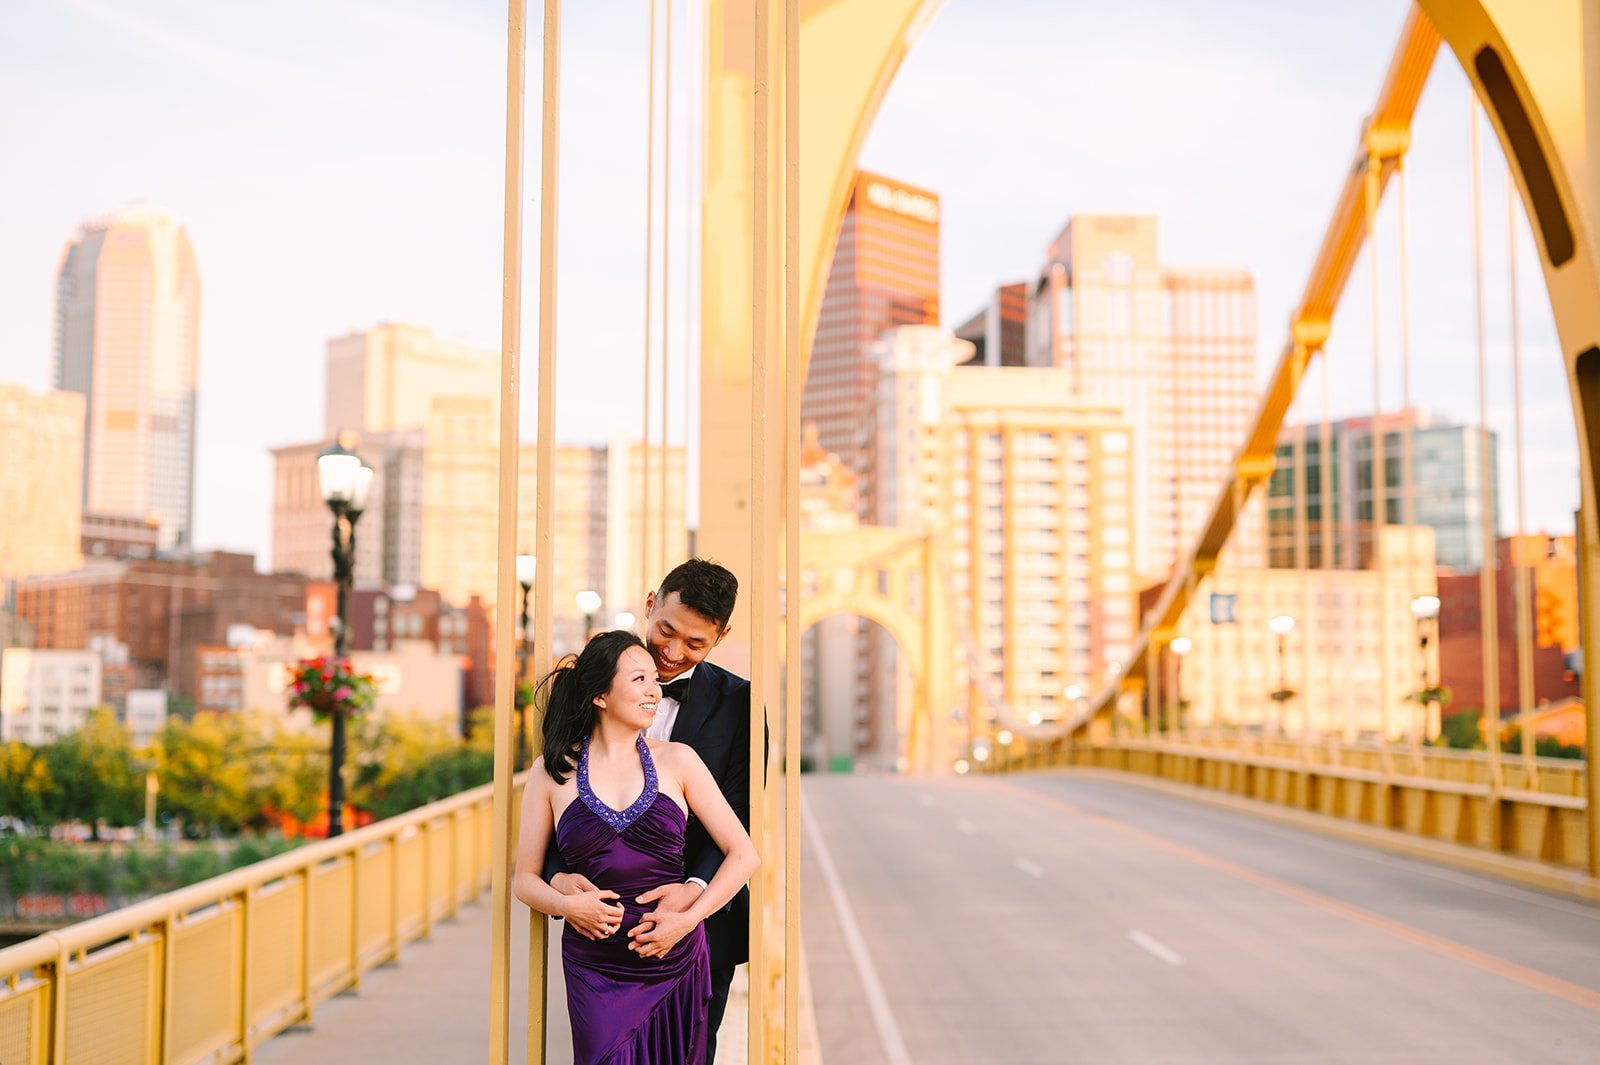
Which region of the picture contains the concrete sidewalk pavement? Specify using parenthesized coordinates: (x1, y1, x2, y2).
(254, 894, 817, 1064)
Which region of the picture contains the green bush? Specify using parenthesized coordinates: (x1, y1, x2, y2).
(1, 837, 301, 901)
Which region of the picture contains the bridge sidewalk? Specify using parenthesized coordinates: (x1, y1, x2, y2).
(254, 895, 816, 1064)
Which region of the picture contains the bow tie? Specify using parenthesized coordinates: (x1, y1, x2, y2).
(660, 676, 692, 703)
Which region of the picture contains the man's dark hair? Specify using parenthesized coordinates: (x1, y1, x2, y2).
(657, 558, 738, 630)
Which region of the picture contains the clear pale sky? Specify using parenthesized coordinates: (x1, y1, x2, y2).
(0, 0, 1576, 563)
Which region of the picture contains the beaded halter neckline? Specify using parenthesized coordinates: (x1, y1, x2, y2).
(576, 733, 659, 832)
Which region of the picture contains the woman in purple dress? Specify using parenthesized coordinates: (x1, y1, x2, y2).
(514, 630, 759, 1064)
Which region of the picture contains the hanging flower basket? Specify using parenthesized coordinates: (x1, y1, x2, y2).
(287, 656, 377, 721)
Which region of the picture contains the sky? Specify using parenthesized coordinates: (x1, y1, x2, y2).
(0, 0, 1577, 564)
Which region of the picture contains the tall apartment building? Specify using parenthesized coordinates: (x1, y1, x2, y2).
(872, 326, 1136, 728)
(1025, 215, 1260, 582)
(54, 206, 200, 551)
(271, 432, 417, 587)
(1269, 408, 1500, 571)
(802, 170, 940, 506)
(323, 324, 500, 439)
(0, 384, 85, 585)
(271, 423, 685, 640)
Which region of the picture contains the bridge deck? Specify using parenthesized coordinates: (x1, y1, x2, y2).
(802, 770, 1600, 1064)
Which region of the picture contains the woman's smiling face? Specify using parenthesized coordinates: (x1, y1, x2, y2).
(595, 644, 661, 730)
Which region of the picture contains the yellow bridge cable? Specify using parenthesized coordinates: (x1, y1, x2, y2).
(1507, 171, 1538, 787)
(1469, 91, 1505, 803)
(488, 0, 528, 1060)
(641, 0, 658, 617)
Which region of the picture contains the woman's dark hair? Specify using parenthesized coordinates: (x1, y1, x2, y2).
(657, 558, 738, 630)
(539, 629, 646, 783)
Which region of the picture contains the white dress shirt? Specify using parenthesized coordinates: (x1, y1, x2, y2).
(645, 666, 706, 888)
(646, 666, 695, 742)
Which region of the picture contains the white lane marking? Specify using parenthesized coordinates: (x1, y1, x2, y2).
(918, 794, 936, 808)
(1128, 930, 1184, 966)
(801, 794, 915, 1065)
(1016, 858, 1046, 879)
(955, 819, 975, 834)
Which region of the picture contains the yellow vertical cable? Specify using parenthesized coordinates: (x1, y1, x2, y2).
(1507, 176, 1538, 788)
(1469, 93, 1504, 809)
(641, 0, 658, 611)
(1319, 351, 1341, 739)
(489, 2, 527, 1061)
(1364, 150, 1394, 769)
(660, 0, 674, 586)
(749, 0, 775, 1057)
(1397, 158, 1423, 762)
(683, 0, 697, 542)
(526, 1, 562, 1059)
(782, 0, 801, 1057)
(686, 0, 698, 540)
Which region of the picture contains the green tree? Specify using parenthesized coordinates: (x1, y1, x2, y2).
(156, 712, 255, 837)
(39, 710, 143, 836)
(1435, 711, 1482, 750)
(0, 741, 53, 827)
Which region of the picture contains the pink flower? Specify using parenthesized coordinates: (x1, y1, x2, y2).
(335, 687, 353, 702)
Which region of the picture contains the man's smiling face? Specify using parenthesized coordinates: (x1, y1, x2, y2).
(642, 590, 729, 681)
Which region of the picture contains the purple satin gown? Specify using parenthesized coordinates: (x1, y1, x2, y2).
(556, 734, 711, 1064)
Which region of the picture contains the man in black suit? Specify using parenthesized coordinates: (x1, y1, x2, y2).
(546, 559, 751, 1064)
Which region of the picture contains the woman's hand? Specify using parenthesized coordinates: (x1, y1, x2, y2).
(560, 884, 625, 941)
(627, 907, 699, 959)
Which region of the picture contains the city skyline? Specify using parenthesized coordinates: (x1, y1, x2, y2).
(0, 0, 1578, 566)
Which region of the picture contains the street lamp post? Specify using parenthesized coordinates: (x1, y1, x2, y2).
(516, 554, 536, 771)
(1410, 595, 1441, 745)
(1169, 636, 1192, 734)
(1269, 614, 1296, 736)
(317, 440, 373, 839)
(575, 590, 602, 644)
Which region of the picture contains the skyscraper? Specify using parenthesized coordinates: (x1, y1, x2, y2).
(954, 283, 1028, 367)
(1026, 215, 1261, 582)
(54, 207, 200, 551)
(802, 169, 940, 507)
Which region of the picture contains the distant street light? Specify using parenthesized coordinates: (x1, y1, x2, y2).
(1409, 595, 1443, 741)
(575, 590, 603, 642)
(1269, 615, 1297, 734)
(613, 611, 637, 633)
(515, 554, 536, 771)
(317, 439, 373, 838)
(1169, 636, 1192, 733)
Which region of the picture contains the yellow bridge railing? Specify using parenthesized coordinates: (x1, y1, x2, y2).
(993, 736, 1593, 897)
(0, 777, 515, 1065)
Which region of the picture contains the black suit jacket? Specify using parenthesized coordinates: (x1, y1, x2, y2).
(544, 658, 752, 969)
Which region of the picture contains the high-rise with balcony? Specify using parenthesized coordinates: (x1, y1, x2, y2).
(802, 169, 940, 510)
(54, 207, 201, 551)
(872, 325, 1136, 728)
(1026, 215, 1261, 582)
